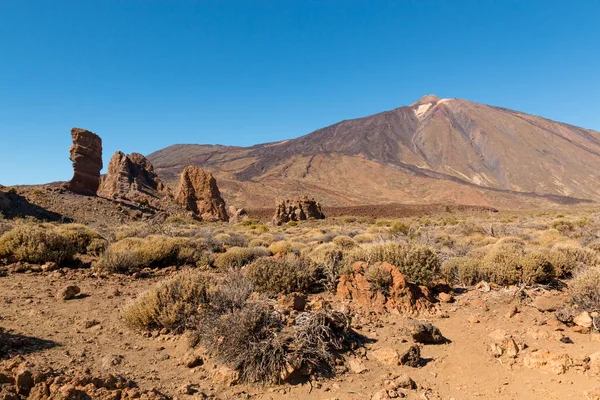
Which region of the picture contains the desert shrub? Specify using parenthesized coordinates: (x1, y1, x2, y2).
(94, 235, 200, 273)
(213, 246, 270, 269)
(332, 236, 357, 249)
(364, 263, 393, 294)
(520, 251, 555, 284)
(389, 221, 410, 235)
(54, 224, 104, 254)
(441, 257, 482, 286)
(214, 232, 248, 248)
(197, 299, 356, 383)
(587, 240, 600, 253)
(345, 242, 440, 286)
(268, 240, 292, 255)
(569, 266, 600, 312)
(353, 233, 378, 243)
(304, 243, 344, 292)
(246, 255, 320, 295)
(248, 238, 270, 248)
(195, 251, 215, 268)
(551, 219, 575, 235)
(0, 223, 78, 264)
(199, 301, 287, 383)
(477, 242, 524, 285)
(547, 245, 599, 277)
(122, 270, 212, 332)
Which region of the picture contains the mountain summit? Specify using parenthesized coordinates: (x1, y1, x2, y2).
(148, 96, 600, 208)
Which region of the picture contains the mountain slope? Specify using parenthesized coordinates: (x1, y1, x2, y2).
(148, 95, 600, 208)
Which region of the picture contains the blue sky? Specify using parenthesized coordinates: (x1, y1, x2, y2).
(1, 0, 599, 185)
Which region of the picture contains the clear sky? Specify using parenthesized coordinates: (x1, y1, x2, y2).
(1, 1, 599, 185)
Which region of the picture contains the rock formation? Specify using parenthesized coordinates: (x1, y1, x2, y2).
(98, 151, 169, 203)
(337, 262, 436, 315)
(63, 128, 103, 196)
(174, 166, 228, 222)
(228, 205, 249, 225)
(272, 196, 325, 225)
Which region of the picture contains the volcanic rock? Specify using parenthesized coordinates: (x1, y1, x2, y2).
(228, 205, 249, 224)
(337, 262, 436, 314)
(174, 166, 228, 222)
(402, 320, 446, 344)
(56, 285, 80, 301)
(272, 197, 325, 225)
(63, 128, 103, 196)
(98, 151, 170, 203)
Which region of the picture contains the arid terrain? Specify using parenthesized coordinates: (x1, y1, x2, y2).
(3, 181, 600, 399)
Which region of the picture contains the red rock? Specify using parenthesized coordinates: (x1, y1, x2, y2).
(272, 196, 325, 225)
(174, 166, 228, 222)
(63, 128, 103, 196)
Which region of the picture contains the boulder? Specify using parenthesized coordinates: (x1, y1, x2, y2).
(337, 262, 436, 315)
(402, 320, 446, 344)
(534, 294, 567, 312)
(272, 196, 325, 225)
(174, 166, 228, 222)
(56, 285, 80, 301)
(63, 128, 102, 196)
(522, 350, 572, 375)
(98, 151, 169, 203)
(574, 311, 594, 328)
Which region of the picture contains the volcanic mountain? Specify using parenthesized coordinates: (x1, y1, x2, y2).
(148, 95, 600, 209)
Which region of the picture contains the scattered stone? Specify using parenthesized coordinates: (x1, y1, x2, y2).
(438, 292, 454, 303)
(522, 350, 572, 375)
(56, 285, 80, 301)
(14, 363, 34, 396)
(560, 336, 574, 344)
(212, 366, 239, 386)
(41, 262, 58, 273)
(534, 295, 567, 313)
(278, 293, 307, 312)
(272, 196, 325, 225)
(63, 128, 103, 196)
(174, 166, 228, 222)
(182, 351, 204, 368)
(571, 325, 591, 334)
(399, 345, 421, 367)
(505, 305, 518, 319)
(471, 299, 488, 311)
(403, 320, 446, 344)
(372, 347, 399, 366)
(574, 311, 593, 328)
(347, 358, 368, 374)
(467, 315, 480, 324)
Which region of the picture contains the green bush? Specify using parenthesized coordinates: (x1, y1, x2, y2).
(246, 255, 320, 294)
(213, 246, 270, 269)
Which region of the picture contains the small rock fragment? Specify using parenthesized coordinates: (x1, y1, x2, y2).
(56, 286, 80, 301)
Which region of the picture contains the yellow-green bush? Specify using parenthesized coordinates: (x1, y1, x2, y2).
(345, 242, 440, 286)
(213, 246, 270, 269)
(246, 254, 320, 294)
(569, 266, 600, 312)
(94, 235, 201, 273)
(122, 270, 212, 331)
(0, 223, 102, 265)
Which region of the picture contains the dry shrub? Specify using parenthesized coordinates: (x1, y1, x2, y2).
(389, 221, 410, 235)
(547, 244, 599, 277)
(345, 242, 440, 286)
(441, 257, 482, 286)
(122, 270, 212, 332)
(246, 255, 320, 295)
(0, 223, 100, 265)
(213, 246, 270, 269)
(198, 297, 356, 383)
(268, 241, 298, 255)
(332, 236, 357, 249)
(476, 241, 525, 285)
(353, 233, 378, 243)
(569, 266, 600, 312)
(95, 235, 201, 273)
(54, 224, 105, 254)
(304, 243, 344, 292)
(248, 238, 270, 248)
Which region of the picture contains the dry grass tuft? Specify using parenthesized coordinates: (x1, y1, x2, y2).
(213, 246, 270, 269)
(122, 270, 212, 332)
(246, 254, 321, 295)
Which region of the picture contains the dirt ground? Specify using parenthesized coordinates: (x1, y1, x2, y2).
(2, 268, 599, 399)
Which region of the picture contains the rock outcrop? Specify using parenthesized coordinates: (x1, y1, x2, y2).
(228, 205, 249, 225)
(272, 197, 325, 225)
(337, 262, 436, 315)
(63, 128, 103, 196)
(98, 151, 169, 203)
(174, 166, 228, 222)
